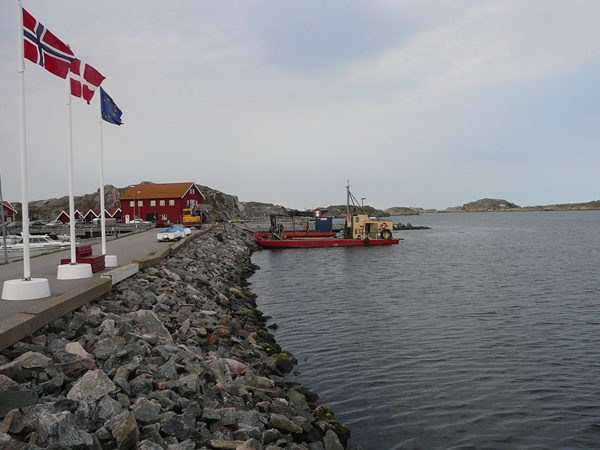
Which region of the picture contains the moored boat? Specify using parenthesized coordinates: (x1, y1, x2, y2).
(0, 234, 73, 253)
(256, 182, 401, 249)
(250, 231, 337, 238)
(256, 235, 400, 248)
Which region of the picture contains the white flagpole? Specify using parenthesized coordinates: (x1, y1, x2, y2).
(1, 167, 9, 264)
(17, 0, 31, 279)
(98, 94, 107, 255)
(3, 1, 51, 299)
(56, 72, 91, 279)
(97, 91, 117, 267)
(66, 77, 77, 264)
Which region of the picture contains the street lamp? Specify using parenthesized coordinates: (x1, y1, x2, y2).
(361, 197, 366, 207)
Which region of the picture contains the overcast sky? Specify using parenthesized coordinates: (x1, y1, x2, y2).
(1, 1, 599, 211)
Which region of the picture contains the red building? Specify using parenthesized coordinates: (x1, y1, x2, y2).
(120, 182, 205, 225)
(56, 208, 121, 224)
(1, 201, 17, 223)
(106, 208, 122, 223)
(56, 210, 85, 224)
(85, 208, 122, 223)
(83, 209, 98, 224)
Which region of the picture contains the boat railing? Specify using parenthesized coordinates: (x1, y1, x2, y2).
(246, 216, 296, 224)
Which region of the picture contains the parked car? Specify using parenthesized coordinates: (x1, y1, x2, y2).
(29, 220, 47, 227)
(46, 220, 63, 227)
(131, 218, 150, 225)
(92, 217, 117, 226)
(6, 221, 22, 229)
(69, 219, 84, 226)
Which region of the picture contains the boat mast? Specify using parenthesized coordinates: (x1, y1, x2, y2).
(346, 180, 351, 216)
(345, 180, 368, 216)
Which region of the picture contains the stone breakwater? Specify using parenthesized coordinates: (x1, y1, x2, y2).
(0, 227, 362, 450)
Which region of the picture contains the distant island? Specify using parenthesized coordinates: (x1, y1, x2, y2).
(441, 198, 600, 213)
(6, 184, 600, 221)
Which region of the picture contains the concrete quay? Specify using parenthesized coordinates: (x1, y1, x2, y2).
(0, 227, 210, 352)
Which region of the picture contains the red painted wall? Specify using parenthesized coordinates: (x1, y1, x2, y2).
(121, 188, 204, 225)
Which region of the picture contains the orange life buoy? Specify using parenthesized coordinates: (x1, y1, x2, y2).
(380, 223, 388, 229)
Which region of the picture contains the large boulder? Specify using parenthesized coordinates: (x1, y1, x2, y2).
(67, 370, 117, 402)
(34, 410, 94, 450)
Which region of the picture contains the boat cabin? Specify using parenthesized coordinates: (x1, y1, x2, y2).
(345, 214, 394, 240)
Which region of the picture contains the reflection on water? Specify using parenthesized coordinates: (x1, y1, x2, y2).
(250, 211, 600, 450)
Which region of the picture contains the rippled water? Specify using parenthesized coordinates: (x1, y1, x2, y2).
(249, 211, 600, 450)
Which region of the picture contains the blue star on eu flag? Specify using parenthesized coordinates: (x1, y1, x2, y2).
(100, 87, 123, 125)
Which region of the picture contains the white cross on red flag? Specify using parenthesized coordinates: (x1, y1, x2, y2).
(70, 59, 105, 104)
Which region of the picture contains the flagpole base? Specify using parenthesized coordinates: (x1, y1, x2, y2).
(57, 263, 93, 280)
(104, 255, 118, 267)
(2, 278, 51, 301)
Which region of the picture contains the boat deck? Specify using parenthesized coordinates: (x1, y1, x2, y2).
(256, 236, 401, 248)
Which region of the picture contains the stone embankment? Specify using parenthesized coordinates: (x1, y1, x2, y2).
(0, 227, 362, 450)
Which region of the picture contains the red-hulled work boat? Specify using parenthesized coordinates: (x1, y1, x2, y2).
(256, 182, 402, 249)
(250, 231, 337, 238)
(256, 235, 401, 248)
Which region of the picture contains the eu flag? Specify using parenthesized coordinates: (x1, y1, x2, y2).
(101, 88, 123, 125)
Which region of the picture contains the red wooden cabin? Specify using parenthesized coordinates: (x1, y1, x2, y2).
(120, 182, 205, 225)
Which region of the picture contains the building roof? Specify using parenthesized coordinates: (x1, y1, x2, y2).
(83, 209, 99, 218)
(120, 183, 205, 201)
(57, 208, 120, 220)
(106, 208, 121, 217)
(1, 201, 17, 213)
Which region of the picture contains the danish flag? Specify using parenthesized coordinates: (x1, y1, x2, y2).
(70, 59, 105, 104)
(23, 8, 75, 79)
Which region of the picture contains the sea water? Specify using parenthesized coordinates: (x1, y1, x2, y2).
(249, 211, 600, 449)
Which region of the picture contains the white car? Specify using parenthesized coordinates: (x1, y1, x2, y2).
(131, 218, 149, 225)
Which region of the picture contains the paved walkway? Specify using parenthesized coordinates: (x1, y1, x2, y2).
(0, 228, 183, 322)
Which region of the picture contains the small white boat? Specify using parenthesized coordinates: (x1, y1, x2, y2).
(157, 226, 184, 242)
(174, 226, 191, 236)
(0, 234, 72, 253)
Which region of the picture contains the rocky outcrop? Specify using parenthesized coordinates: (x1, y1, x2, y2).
(13, 185, 127, 221)
(320, 205, 389, 218)
(393, 223, 431, 230)
(519, 200, 600, 211)
(239, 202, 282, 220)
(446, 198, 600, 213)
(461, 198, 520, 212)
(0, 227, 361, 449)
(384, 207, 419, 216)
(10, 180, 600, 220)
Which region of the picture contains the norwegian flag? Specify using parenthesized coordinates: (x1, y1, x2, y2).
(23, 8, 75, 79)
(70, 59, 105, 104)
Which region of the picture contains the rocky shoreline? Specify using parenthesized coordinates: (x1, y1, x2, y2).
(0, 227, 362, 450)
